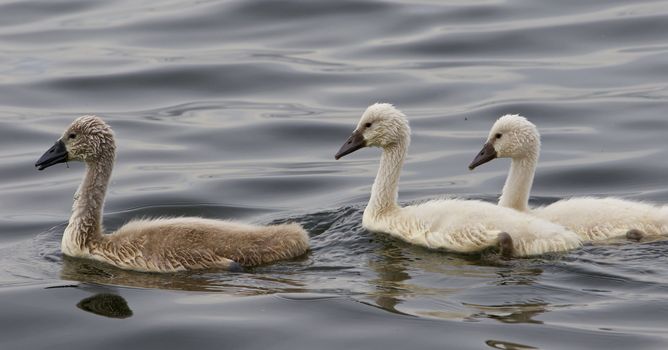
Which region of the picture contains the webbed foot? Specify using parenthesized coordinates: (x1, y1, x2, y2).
(625, 229, 644, 242)
(228, 261, 244, 272)
(497, 232, 514, 259)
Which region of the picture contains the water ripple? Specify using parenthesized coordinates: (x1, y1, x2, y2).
(2, 0, 668, 349)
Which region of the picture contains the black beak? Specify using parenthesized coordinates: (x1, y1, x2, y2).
(35, 140, 68, 171)
(335, 130, 366, 160)
(468, 142, 497, 170)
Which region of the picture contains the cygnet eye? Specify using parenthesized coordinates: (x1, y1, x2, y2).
(365, 122, 372, 128)
(68, 133, 77, 139)
(495, 133, 502, 139)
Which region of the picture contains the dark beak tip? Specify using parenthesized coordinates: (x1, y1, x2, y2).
(468, 142, 497, 170)
(334, 151, 347, 160)
(35, 140, 68, 171)
(335, 130, 365, 161)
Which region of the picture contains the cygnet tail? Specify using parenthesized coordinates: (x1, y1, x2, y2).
(259, 222, 310, 264)
(511, 229, 582, 257)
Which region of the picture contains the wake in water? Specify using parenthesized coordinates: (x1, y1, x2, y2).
(4, 198, 666, 312)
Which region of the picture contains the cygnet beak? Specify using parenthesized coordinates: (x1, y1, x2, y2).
(35, 140, 69, 171)
(468, 142, 497, 170)
(335, 130, 366, 160)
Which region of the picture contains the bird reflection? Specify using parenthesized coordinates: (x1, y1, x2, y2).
(466, 302, 548, 324)
(485, 339, 538, 350)
(45, 283, 133, 319)
(77, 293, 133, 319)
(365, 230, 551, 323)
(367, 234, 412, 314)
(60, 254, 306, 295)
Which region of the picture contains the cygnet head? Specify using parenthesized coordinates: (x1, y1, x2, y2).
(35, 115, 116, 170)
(335, 103, 411, 160)
(468, 114, 540, 170)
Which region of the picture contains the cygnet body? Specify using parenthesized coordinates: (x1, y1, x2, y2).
(469, 114, 668, 241)
(35, 116, 309, 272)
(335, 104, 581, 257)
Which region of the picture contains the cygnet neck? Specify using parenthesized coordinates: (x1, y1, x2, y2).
(367, 140, 407, 215)
(62, 150, 114, 254)
(498, 153, 538, 212)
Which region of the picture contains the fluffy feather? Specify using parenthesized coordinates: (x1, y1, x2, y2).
(473, 114, 668, 240)
(39, 116, 309, 272)
(338, 104, 581, 257)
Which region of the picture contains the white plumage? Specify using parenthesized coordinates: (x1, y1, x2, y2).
(470, 114, 668, 241)
(336, 104, 582, 257)
(534, 197, 668, 241)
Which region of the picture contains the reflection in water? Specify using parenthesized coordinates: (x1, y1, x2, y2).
(367, 235, 412, 314)
(77, 293, 133, 319)
(485, 339, 538, 350)
(46, 283, 133, 319)
(468, 303, 548, 325)
(2, 0, 668, 347)
(60, 255, 214, 291)
(465, 266, 548, 324)
(60, 255, 307, 295)
(366, 231, 553, 323)
(55, 205, 554, 325)
(495, 267, 544, 287)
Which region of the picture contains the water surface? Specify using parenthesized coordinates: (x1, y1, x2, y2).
(1, 0, 668, 349)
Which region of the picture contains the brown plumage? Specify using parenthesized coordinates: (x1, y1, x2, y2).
(35, 115, 309, 273)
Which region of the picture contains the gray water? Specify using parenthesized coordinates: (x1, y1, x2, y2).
(1, 0, 668, 349)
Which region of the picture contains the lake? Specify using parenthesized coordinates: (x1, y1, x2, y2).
(1, 0, 668, 349)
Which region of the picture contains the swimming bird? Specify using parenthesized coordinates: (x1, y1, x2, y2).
(335, 104, 581, 257)
(35, 116, 309, 272)
(468, 114, 668, 241)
